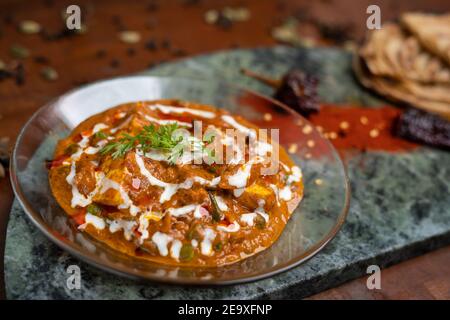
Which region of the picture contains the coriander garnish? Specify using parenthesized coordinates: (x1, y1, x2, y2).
(100, 123, 182, 160)
(94, 131, 108, 140)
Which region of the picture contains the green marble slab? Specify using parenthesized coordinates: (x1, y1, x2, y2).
(5, 46, 450, 299)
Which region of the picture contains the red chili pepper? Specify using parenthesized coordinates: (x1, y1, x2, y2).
(50, 230, 68, 242)
(72, 209, 86, 226)
(46, 154, 69, 169)
(156, 112, 193, 124)
(81, 129, 92, 137)
(72, 133, 82, 143)
(133, 229, 142, 238)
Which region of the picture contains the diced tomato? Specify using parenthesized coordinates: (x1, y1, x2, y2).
(72, 209, 86, 226)
(51, 230, 68, 242)
(46, 154, 69, 169)
(156, 112, 194, 124)
(81, 129, 92, 137)
(133, 229, 142, 238)
(72, 133, 82, 143)
(221, 215, 232, 226)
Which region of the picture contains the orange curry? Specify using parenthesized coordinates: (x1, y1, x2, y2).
(48, 100, 303, 266)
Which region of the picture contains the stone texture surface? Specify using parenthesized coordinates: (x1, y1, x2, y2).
(5, 47, 450, 299)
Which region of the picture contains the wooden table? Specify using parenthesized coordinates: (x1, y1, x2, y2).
(1, 0, 449, 300)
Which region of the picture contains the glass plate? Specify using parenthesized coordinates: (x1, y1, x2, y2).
(10, 76, 349, 285)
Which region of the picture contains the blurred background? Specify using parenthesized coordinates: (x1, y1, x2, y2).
(1, 0, 449, 140)
(1, 0, 450, 300)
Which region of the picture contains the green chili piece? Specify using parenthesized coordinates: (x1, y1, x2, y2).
(87, 203, 102, 216)
(208, 191, 222, 222)
(179, 244, 194, 262)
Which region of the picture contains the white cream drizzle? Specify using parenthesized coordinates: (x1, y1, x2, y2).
(142, 150, 168, 162)
(79, 213, 105, 230)
(135, 153, 220, 203)
(66, 161, 90, 208)
(108, 219, 137, 241)
(193, 176, 221, 187)
(92, 123, 109, 133)
(152, 232, 173, 257)
(228, 162, 253, 188)
(170, 240, 182, 260)
(233, 188, 245, 197)
(279, 186, 293, 201)
(286, 166, 302, 184)
(98, 177, 140, 215)
(255, 199, 269, 222)
(135, 153, 193, 203)
(240, 213, 257, 227)
(144, 114, 192, 128)
(221, 115, 256, 138)
(217, 221, 240, 233)
(277, 166, 303, 203)
(240, 200, 269, 227)
(110, 115, 132, 133)
(221, 134, 244, 165)
(66, 135, 104, 208)
(167, 204, 198, 217)
(65, 124, 110, 208)
(200, 228, 216, 256)
(148, 104, 216, 119)
(269, 184, 281, 207)
(116, 112, 127, 119)
(84, 139, 108, 155)
(137, 210, 164, 244)
(254, 140, 273, 157)
(214, 196, 229, 211)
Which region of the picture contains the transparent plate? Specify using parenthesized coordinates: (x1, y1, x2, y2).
(10, 76, 349, 285)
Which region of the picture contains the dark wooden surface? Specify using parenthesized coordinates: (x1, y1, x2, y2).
(0, 0, 449, 300)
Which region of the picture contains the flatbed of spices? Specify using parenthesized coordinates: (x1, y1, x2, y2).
(309, 104, 418, 153)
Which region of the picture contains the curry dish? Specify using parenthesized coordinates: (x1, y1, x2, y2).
(48, 100, 304, 266)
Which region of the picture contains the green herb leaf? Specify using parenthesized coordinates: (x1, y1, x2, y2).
(64, 143, 79, 156)
(213, 241, 223, 251)
(94, 131, 108, 140)
(87, 203, 102, 216)
(208, 191, 222, 222)
(100, 123, 182, 160)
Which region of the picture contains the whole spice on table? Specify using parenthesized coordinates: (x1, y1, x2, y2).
(274, 70, 319, 117)
(395, 108, 450, 150)
(40, 66, 58, 81)
(18, 20, 41, 34)
(10, 44, 30, 59)
(0, 61, 25, 85)
(118, 30, 141, 44)
(0, 136, 10, 179)
(41, 25, 85, 41)
(242, 68, 320, 117)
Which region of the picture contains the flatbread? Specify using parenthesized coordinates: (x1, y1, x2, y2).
(401, 12, 450, 66)
(353, 55, 450, 118)
(360, 23, 450, 84)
